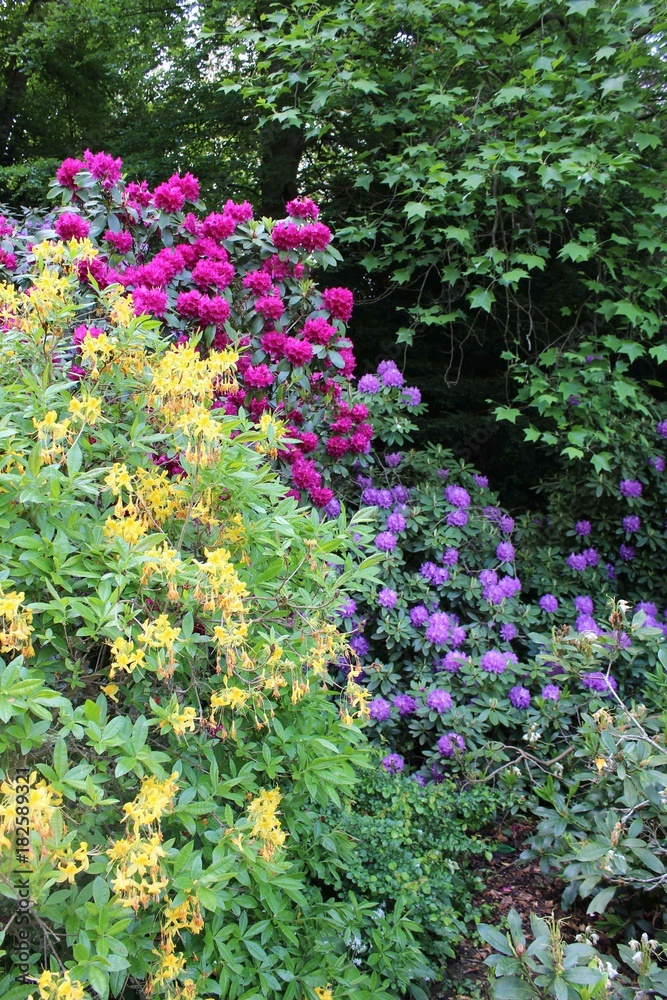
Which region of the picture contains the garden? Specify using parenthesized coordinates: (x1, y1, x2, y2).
(0, 2, 666, 999)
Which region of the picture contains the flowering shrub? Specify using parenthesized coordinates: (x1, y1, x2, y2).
(335, 443, 667, 788)
(0, 241, 419, 1000)
(0, 152, 420, 514)
(500, 340, 667, 605)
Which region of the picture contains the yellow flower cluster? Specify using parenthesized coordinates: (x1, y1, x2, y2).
(108, 612, 182, 683)
(52, 841, 90, 883)
(0, 587, 34, 658)
(341, 664, 371, 726)
(67, 393, 103, 425)
(253, 411, 287, 460)
(146, 892, 203, 997)
(158, 704, 197, 738)
(106, 773, 179, 912)
(0, 774, 63, 857)
(106, 833, 168, 911)
(195, 547, 249, 660)
(33, 410, 72, 465)
(122, 773, 179, 838)
(142, 542, 183, 601)
(315, 988, 334, 1000)
(103, 463, 219, 545)
(247, 788, 286, 861)
(108, 637, 146, 679)
(147, 341, 238, 465)
(37, 969, 87, 1000)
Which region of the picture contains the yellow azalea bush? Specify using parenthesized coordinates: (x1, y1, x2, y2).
(0, 242, 404, 1000)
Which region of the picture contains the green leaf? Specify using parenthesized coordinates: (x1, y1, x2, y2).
(586, 885, 616, 914)
(478, 924, 513, 956)
(468, 288, 496, 312)
(404, 201, 428, 220)
(558, 242, 592, 263)
(494, 407, 520, 424)
(491, 977, 535, 999)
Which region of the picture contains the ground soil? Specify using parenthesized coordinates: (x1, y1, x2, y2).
(432, 821, 593, 1000)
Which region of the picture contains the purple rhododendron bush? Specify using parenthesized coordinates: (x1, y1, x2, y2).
(2, 154, 667, 999)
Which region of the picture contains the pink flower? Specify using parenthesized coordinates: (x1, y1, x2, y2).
(261, 330, 288, 358)
(0, 216, 14, 238)
(83, 149, 122, 187)
(296, 431, 318, 452)
(176, 290, 203, 318)
(285, 197, 320, 219)
(169, 172, 200, 202)
(242, 270, 274, 295)
(202, 213, 236, 240)
(292, 458, 320, 490)
(73, 325, 102, 346)
(224, 199, 253, 223)
(244, 364, 275, 388)
(197, 296, 231, 325)
(322, 286, 354, 322)
(55, 213, 90, 240)
(302, 317, 336, 345)
(271, 222, 302, 250)
(56, 157, 85, 188)
(0, 249, 16, 271)
(255, 295, 285, 320)
(125, 180, 153, 208)
(153, 181, 185, 212)
(299, 222, 332, 252)
(310, 485, 334, 507)
(283, 337, 313, 365)
(192, 259, 235, 290)
(133, 287, 168, 317)
(103, 229, 133, 253)
(325, 437, 349, 458)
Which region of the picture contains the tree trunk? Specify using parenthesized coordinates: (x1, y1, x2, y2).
(258, 120, 305, 219)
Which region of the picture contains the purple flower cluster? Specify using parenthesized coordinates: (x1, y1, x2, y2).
(375, 531, 398, 552)
(573, 595, 593, 615)
(369, 697, 392, 721)
(378, 360, 404, 388)
(619, 479, 643, 498)
(381, 753, 405, 773)
(574, 520, 591, 536)
(386, 511, 406, 533)
(420, 561, 449, 586)
(619, 543, 635, 562)
(622, 515, 641, 532)
(478, 570, 522, 604)
(358, 373, 381, 394)
(442, 547, 459, 566)
(437, 652, 468, 673)
(393, 694, 417, 716)
(445, 484, 471, 509)
(425, 611, 452, 645)
(539, 594, 559, 613)
(362, 487, 394, 508)
(541, 684, 560, 701)
(509, 685, 531, 709)
(410, 604, 430, 627)
(438, 732, 466, 757)
(426, 689, 453, 713)
(567, 548, 599, 571)
(496, 541, 515, 562)
(581, 672, 618, 696)
(402, 386, 422, 407)
(377, 588, 398, 609)
(385, 452, 403, 467)
(480, 649, 512, 674)
(500, 622, 518, 641)
(447, 509, 469, 527)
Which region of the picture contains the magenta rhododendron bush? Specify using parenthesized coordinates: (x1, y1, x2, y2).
(0, 150, 422, 513)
